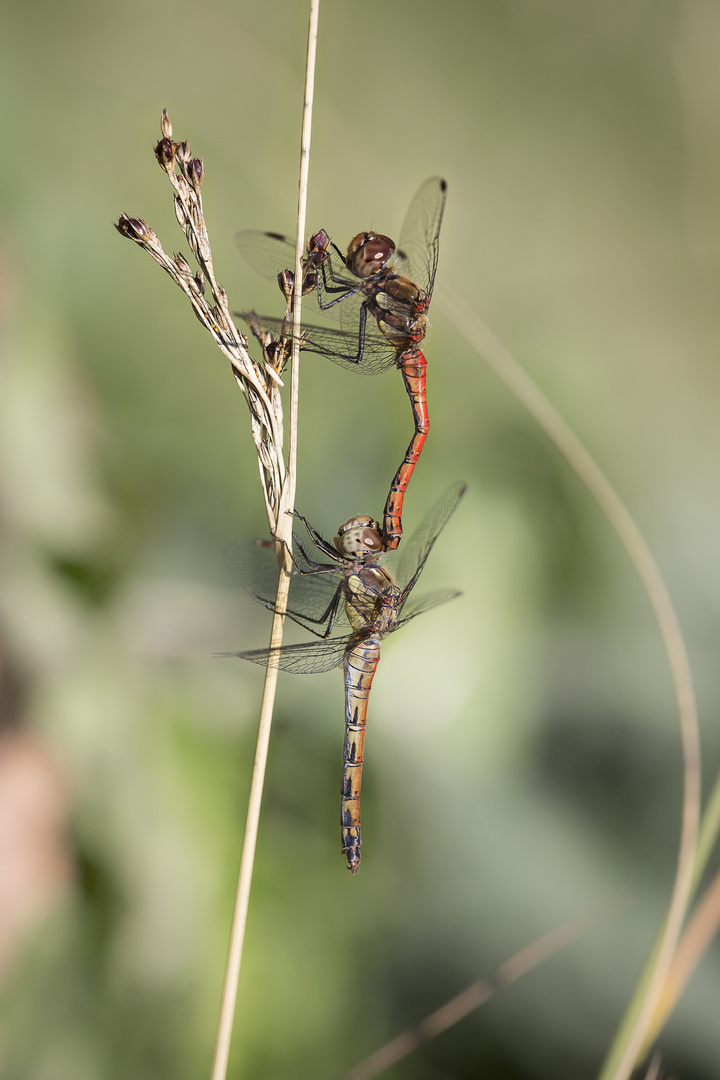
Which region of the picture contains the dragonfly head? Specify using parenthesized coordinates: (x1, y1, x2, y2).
(334, 516, 383, 559)
(345, 232, 395, 279)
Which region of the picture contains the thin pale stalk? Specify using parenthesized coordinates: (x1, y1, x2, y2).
(210, 594, 288, 1080)
(438, 289, 700, 1080)
(209, 4, 319, 1079)
(642, 1052, 663, 1080)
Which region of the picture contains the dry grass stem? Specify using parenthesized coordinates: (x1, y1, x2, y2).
(210, 4, 319, 1079)
(438, 288, 700, 1080)
(116, 4, 320, 1070)
(642, 1052, 664, 1080)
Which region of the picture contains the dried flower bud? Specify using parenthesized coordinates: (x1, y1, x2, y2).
(173, 194, 187, 229)
(161, 109, 172, 139)
(176, 140, 191, 164)
(114, 214, 155, 243)
(265, 340, 282, 366)
(174, 252, 193, 280)
(193, 272, 205, 295)
(187, 157, 204, 188)
(277, 269, 294, 299)
(155, 137, 175, 170)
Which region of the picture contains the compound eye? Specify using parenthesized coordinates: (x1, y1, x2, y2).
(333, 518, 383, 556)
(345, 232, 395, 279)
(358, 526, 383, 552)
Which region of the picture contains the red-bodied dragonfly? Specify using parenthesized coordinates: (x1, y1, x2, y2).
(236, 177, 447, 551)
(224, 481, 465, 873)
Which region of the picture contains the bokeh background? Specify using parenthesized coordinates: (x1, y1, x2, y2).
(2, 1, 720, 1077)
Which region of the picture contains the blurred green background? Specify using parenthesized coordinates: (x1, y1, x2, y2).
(2, 1, 720, 1077)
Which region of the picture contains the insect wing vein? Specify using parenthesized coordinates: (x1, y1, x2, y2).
(227, 637, 349, 675)
(397, 481, 466, 594)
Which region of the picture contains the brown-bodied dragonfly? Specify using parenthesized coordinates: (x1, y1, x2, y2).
(224, 481, 465, 873)
(236, 177, 447, 551)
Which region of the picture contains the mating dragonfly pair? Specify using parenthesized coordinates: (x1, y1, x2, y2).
(231, 179, 465, 872)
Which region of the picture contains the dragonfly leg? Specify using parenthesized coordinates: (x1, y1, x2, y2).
(248, 532, 346, 638)
(262, 531, 334, 578)
(315, 251, 362, 309)
(291, 514, 344, 564)
(315, 299, 372, 366)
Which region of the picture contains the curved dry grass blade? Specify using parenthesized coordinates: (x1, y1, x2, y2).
(643, 1051, 664, 1080)
(641, 863, 720, 1055)
(209, 4, 320, 1080)
(339, 897, 626, 1080)
(437, 288, 700, 1080)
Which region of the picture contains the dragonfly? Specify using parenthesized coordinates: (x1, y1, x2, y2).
(236, 176, 447, 552)
(224, 481, 465, 873)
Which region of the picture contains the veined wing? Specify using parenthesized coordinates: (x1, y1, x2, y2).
(236, 229, 297, 280)
(397, 481, 466, 596)
(396, 177, 447, 300)
(394, 587, 462, 629)
(224, 538, 350, 636)
(223, 636, 350, 675)
(236, 311, 399, 376)
(237, 230, 347, 325)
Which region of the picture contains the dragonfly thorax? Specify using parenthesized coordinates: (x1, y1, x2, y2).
(345, 564, 401, 634)
(334, 516, 383, 558)
(345, 232, 395, 279)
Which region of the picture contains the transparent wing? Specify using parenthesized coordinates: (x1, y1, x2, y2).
(397, 481, 467, 597)
(224, 538, 350, 635)
(394, 587, 462, 629)
(236, 229, 296, 279)
(236, 311, 399, 376)
(222, 636, 350, 675)
(396, 177, 447, 300)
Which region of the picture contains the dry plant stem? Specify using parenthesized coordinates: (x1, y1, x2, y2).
(340, 897, 626, 1080)
(209, 5, 319, 1080)
(209, 602, 289, 1080)
(438, 289, 700, 1080)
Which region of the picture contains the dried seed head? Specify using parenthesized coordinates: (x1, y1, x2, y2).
(161, 109, 172, 139)
(115, 214, 155, 243)
(277, 269, 294, 299)
(174, 252, 193, 281)
(155, 137, 175, 171)
(265, 340, 281, 365)
(187, 157, 204, 189)
(176, 140, 191, 165)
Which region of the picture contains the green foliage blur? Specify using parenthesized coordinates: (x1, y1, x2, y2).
(2, 1, 720, 1078)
